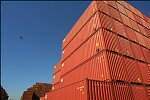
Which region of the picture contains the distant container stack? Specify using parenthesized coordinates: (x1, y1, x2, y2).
(20, 83, 52, 100)
(42, 1, 150, 100)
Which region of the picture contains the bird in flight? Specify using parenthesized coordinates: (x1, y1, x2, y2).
(19, 36, 23, 40)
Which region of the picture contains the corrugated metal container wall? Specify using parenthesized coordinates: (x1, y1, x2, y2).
(125, 26, 138, 43)
(62, 1, 97, 49)
(88, 80, 114, 100)
(113, 19, 128, 38)
(135, 32, 146, 47)
(61, 29, 105, 76)
(60, 52, 111, 88)
(130, 42, 145, 61)
(52, 71, 61, 85)
(137, 62, 149, 84)
(141, 47, 150, 63)
(101, 29, 121, 53)
(144, 37, 150, 49)
(131, 85, 148, 100)
(146, 86, 150, 99)
(53, 61, 61, 74)
(47, 80, 87, 100)
(112, 82, 134, 100)
(124, 57, 143, 83)
(106, 52, 128, 81)
(52, 83, 60, 90)
(117, 36, 134, 58)
(61, 12, 101, 61)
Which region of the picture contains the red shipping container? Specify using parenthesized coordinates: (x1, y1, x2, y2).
(109, 5, 122, 22)
(60, 52, 111, 88)
(130, 19, 140, 32)
(53, 60, 61, 74)
(52, 71, 61, 85)
(113, 19, 128, 38)
(124, 57, 143, 83)
(116, 2, 126, 15)
(141, 18, 149, 29)
(107, 1, 118, 9)
(130, 42, 145, 61)
(101, 29, 121, 53)
(141, 47, 150, 63)
(120, 13, 132, 28)
(138, 24, 148, 37)
(143, 36, 150, 49)
(62, 1, 97, 49)
(106, 52, 128, 81)
(96, 1, 111, 15)
(112, 82, 133, 100)
(133, 13, 142, 25)
(125, 8, 135, 20)
(125, 26, 138, 43)
(137, 62, 150, 84)
(135, 31, 146, 47)
(47, 80, 88, 100)
(146, 86, 150, 99)
(118, 36, 134, 58)
(131, 85, 148, 100)
(88, 80, 114, 100)
(99, 13, 114, 30)
(62, 12, 101, 61)
(122, 1, 130, 10)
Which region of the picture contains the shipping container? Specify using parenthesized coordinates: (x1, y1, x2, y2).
(131, 84, 148, 100)
(112, 82, 134, 100)
(52, 71, 61, 85)
(137, 62, 150, 84)
(62, 1, 98, 49)
(130, 41, 145, 61)
(53, 60, 61, 74)
(47, 1, 150, 100)
(146, 86, 150, 99)
(124, 57, 143, 83)
(61, 12, 101, 61)
(47, 80, 88, 100)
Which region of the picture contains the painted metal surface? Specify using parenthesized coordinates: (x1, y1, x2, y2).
(52, 71, 61, 85)
(124, 57, 143, 83)
(141, 47, 150, 63)
(137, 62, 149, 84)
(135, 31, 146, 47)
(113, 19, 128, 38)
(53, 61, 61, 74)
(88, 80, 114, 100)
(146, 86, 150, 99)
(131, 85, 148, 100)
(120, 13, 132, 28)
(112, 82, 134, 100)
(125, 26, 138, 43)
(61, 12, 100, 61)
(62, 1, 97, 50)
(130, 42, 145, 61)
(109, 5, 122, 22)
(47, 80, 87, 100)
(118, 36, 134, 58)
(60, 52, 111, 88)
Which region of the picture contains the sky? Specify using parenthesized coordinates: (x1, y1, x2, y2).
(1, 1, 150, 100)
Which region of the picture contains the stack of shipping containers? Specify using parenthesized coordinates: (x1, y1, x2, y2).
(41, 1, 150, 100)
(21, 83, 52, 100)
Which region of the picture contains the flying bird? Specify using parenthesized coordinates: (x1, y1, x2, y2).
(19, 36, 23, 40)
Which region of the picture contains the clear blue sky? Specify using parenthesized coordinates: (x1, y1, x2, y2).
(1, 1, 150, 100)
